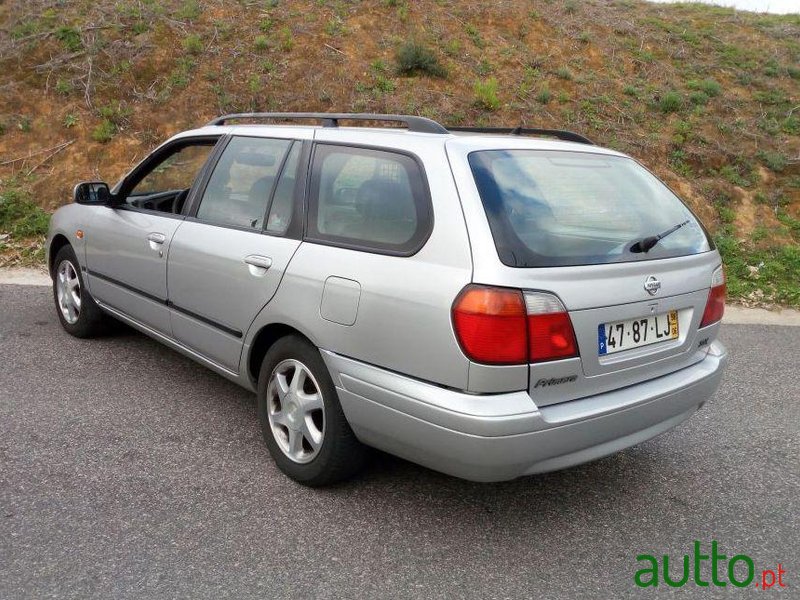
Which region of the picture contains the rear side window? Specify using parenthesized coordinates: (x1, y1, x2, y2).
(468, 150, 711, 267)
(307, 144, 432, 254)
(266, 142, 301, 235)
(196, 136, 293, 230)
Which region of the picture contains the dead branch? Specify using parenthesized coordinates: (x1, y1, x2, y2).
(84, 55, 94, 109)
(324, 43, 346, 56)
(26, 140, 75, 177)
(1, 141, 74, 167)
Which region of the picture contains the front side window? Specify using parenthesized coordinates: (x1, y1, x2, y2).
(308, 144, 431, 253)
(196, 136, 293, 230)
(468, 150, 711, 267)
(126, 143, 215, 213)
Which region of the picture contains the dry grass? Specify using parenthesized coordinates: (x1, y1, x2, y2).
(0, 0, 798, 300)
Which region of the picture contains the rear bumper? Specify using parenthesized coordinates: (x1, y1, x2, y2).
(322, 341, 728, 482)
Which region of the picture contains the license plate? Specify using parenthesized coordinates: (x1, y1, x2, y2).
(598, 310, 678, 355)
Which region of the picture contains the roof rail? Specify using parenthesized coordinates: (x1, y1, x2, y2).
(206, 112, 449, 134)
(447, 126, 594, 145)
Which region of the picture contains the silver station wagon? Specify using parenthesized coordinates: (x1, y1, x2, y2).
(47, 113, 728, 485)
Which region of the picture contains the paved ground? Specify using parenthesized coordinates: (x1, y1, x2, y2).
(1, 284, 798, 599)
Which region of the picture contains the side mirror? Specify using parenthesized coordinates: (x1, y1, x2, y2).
(73, 181, 112, 205)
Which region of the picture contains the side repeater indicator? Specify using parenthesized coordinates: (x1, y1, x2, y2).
(76, 230, 84, 239)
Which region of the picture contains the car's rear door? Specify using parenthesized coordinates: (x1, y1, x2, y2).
(165, 131, 310, 371)
(447, 138, 722, 404)
(84, 137, 221, 334)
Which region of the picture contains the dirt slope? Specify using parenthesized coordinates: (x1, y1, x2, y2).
(1, 0, 798, 303)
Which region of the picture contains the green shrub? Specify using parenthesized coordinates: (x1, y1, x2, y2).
(718, 164, 751, 187)
(443, 39, 461, 57)
(0, 189, 50, 238)
(182, 34, 203, 54)
(474, 78, 500, 110)
(395, 41, 447, 78)
(324, 17, 345, 36)
(177, 0, 201, 20)
(92, 119, 117, 143)
(278, 26, 294, 51)
(464, 23, 484, 48)
(536, 86, 551, 104)
(659, 91, 683, 113)
(689, 91, 709, 105)
(254, 35, 269, 51)
(756, 150, 787, 172)
(55, 79, 72, 95)
(259, 17, 273, 33)
(687, 78, 722, 97)
(373, 75, 395, 93)
(55, 27, 82, 52)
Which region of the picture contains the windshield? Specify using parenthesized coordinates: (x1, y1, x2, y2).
(468, 150, 711, 267)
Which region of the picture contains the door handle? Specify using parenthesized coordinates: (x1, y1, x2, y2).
(147, 232, 167, 252)
(244, 254, 272, 275)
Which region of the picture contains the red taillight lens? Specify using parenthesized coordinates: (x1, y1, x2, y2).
(452, 286, 578, 365)
(700, 283, 726, 327)
(528, 312, 578, 362)
(452, 285, 527, 364)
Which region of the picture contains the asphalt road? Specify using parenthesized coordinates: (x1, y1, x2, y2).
(1, 284, 798, 599)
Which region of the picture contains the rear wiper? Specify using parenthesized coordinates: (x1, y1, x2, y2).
(629, 219, 690, 253)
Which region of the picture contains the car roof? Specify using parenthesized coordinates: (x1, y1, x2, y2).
(169, 124, 628, 158)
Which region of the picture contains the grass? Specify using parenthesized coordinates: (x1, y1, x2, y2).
(254, 35, 269, 51)
(474, 78, 500, 110)
(659, 91, 683, 113)
(177, 0, 201, 21)
(0, 188, 50, 265)
(715, 231, 800, 306)
(536, 86, 551, 104)
(756, 150, 787, 173)
(687, 78, 722, 97)
(0, 189, 50, 238)
(55, 27, 82, 52)
(182, 34, 203, 54)
(395, 42, 447, 78)
(92, 119, 116, 143)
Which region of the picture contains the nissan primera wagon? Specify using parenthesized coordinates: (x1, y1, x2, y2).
(47, 113, 728, 485)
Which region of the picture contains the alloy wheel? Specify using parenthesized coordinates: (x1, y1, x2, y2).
(56, 259, 81, 325)
(266, 359, 326, 464)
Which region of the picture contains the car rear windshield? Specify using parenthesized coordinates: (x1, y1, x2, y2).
(468, 150, 711, 268)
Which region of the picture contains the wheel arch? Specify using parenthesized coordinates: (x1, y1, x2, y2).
(247, 322, 316, 386)
(48, 234, 72, 276)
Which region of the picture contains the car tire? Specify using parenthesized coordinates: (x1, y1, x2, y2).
(257, 335, 367, 486)
(52, 245, 109, 338)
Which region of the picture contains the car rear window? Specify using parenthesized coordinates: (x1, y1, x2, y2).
(307, 144, 432, 255)
(468, 150, 711, 268)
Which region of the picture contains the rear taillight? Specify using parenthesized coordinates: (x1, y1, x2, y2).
(700, 266, 726, 328)
(452, 286, 578, 365)
(451, 286, 528, 364)
(525, 293, 579, 362)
